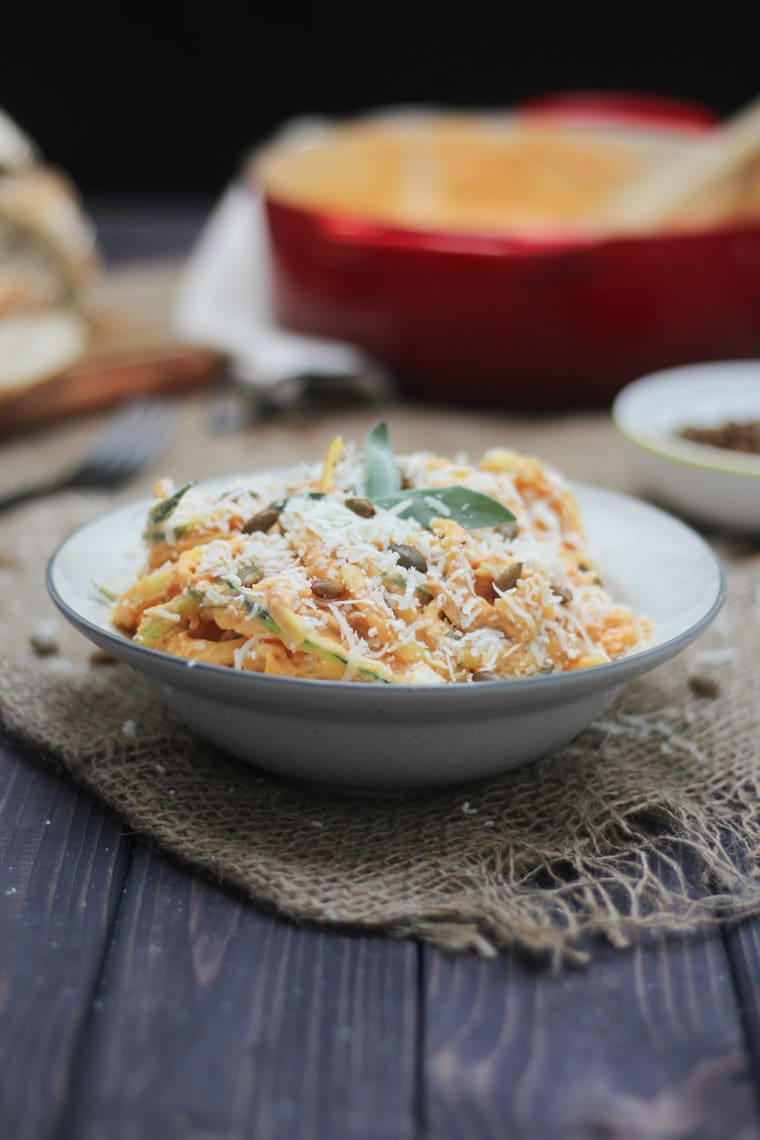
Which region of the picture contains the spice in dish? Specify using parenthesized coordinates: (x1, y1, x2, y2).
(678, 420, 760, 455)
(113, 425, 652, 683)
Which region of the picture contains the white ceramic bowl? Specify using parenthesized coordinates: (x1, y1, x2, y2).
(613, 361, 760, 534)
(47, 479, 725, 794)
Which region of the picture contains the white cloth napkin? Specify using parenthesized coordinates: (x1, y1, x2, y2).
(172, 182, 375, 389)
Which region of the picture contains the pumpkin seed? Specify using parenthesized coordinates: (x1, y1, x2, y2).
(311, 578, 345, 600)
(238, 565, 264, 587)
(390, 543, 428, 573)
(552, 584, 573, 605)
(688, 674, 721, 699)
(472, 669, 501, 682)
(494, 562, 523, 592)
(242, 506, 281, 534)
(345, 496, 376, 518)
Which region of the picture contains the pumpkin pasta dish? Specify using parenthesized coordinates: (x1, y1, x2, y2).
(113, 425, 652, 684)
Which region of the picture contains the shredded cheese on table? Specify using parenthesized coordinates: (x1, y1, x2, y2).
(112, 443, 652, 684)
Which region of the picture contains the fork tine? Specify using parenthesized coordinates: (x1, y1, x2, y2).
(107, 402, 177, 473)
(72, 404, 147, 480)
(84, 400, 155, 464)
(72, 398, 179, 488)
(0, 397, 181, 509)
(102, 404, 179, 482)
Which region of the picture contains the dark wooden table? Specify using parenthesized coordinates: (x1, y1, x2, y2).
(3, 203, 760, 1140)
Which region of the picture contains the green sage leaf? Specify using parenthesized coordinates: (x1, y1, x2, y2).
(149, 481, 197, 526)
(364, 421, 401, 498)
(374, 486, 516, 531)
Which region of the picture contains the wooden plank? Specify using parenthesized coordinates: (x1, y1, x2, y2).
(423, 932, 759, 1139)
(0, 734, 132, 1140)
(723, 919, 760, 1100)
(61, 846, 419, 1140)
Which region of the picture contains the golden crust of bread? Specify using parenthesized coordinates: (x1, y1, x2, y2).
(0, 167, 98, 292)
(0, 106, 97, 398)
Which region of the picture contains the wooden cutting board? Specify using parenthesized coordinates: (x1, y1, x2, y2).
(0, 262, 221, 436)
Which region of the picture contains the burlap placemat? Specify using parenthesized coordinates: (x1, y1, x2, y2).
(2, 397, 759, 961)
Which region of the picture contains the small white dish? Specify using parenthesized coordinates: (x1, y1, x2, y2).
(613, 361, 760, 533)
(47, 480, 725, 794)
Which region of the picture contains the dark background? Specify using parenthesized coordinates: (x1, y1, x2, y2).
(4, 13, 760, 198)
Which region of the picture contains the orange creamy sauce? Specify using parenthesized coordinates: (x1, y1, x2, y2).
(256, 115, 760, 234)
(254, 116, 659, 233)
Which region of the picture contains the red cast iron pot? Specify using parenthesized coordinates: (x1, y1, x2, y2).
(259, 95, 760, 407)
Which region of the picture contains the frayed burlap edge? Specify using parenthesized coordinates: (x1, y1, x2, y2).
(2, 415, 759, 963)
(3, 566, 760, 966)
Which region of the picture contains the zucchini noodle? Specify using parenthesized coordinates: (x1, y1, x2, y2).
(113, 439, 652, 683)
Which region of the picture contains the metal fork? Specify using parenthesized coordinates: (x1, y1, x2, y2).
(0, 398, 180, 514)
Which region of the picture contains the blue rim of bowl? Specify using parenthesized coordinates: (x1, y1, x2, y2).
(45, 489, 728, 702)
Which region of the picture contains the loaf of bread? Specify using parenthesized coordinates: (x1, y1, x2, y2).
(0, 107, 96, 401)
(0, 106, 36, 171)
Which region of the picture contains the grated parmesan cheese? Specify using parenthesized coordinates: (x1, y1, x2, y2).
(116, 442, 653, 684)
